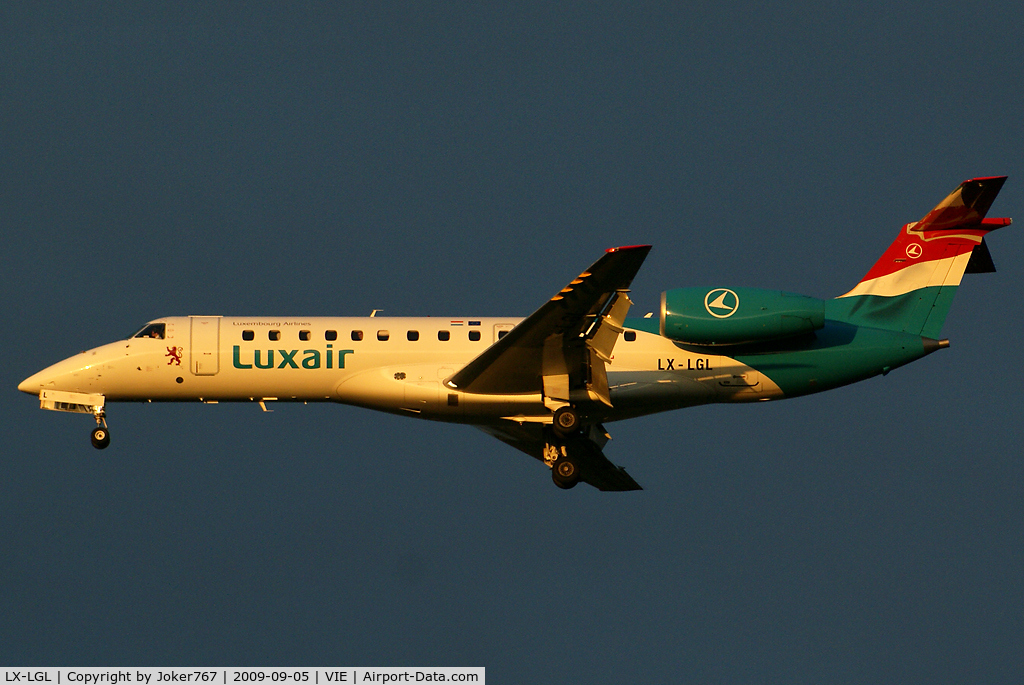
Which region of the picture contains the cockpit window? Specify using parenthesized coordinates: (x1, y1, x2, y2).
(132, 323, 166, 339)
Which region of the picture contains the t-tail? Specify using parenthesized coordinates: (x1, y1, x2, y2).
(830, 176, 1011, 338)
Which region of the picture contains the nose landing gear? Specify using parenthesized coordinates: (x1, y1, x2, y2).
(91, 427, 110, 449)
(90, 409, 110, 449)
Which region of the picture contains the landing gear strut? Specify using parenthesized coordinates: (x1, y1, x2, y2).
(90, 409, 110, 450)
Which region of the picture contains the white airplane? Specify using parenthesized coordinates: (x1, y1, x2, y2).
(19, 177, 1011, 490)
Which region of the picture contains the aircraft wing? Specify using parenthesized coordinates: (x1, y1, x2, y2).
(478, 421, 642, 491)
(445, 245, 651, 399)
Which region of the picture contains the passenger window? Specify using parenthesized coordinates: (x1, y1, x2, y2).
(242, 330, 254, 341)
(438, 330, 450, 341)
(269, 330, 280, 341)
(325, 330, 338, 341)
(407, 330, 419, 341)
(299, 330, 311, 341)
(377, 330, 389, 341)
(624, 331, 637, 342)
(133, 323, 166, 339)
(469, 330, 481, 342)
(497, 330, 509, 340)
(352, 330, 364, 341)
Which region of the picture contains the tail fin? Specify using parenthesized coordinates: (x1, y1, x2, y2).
(832, 176, 1011, 337)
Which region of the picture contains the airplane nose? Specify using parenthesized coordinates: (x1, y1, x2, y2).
(18, 364, 63, 395)
(18, 371, 44, 395)
(19, 345, 116, 397)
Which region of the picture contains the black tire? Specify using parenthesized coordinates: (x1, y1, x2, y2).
(91, 427, 110, 450)
(552, 406, 580, 437)
(551, 455, 580, 489)
(553, 476, 578, 490)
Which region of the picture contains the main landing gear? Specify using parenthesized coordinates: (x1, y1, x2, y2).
(545, 409, 583, 489)
(552, 406, 581, 437)
(546, 437, 580, 489)
(551, 452, 580, 489)
(90, 409, 110, 450)
(543, 411, 642, 492)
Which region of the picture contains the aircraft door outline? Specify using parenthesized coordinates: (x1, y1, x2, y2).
(190, 316, 221, 376)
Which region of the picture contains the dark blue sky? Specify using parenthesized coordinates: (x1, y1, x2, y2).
(3, 3, 1022, 681)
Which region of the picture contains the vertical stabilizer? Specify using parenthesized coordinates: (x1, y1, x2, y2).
(831, 177, 1010, 337)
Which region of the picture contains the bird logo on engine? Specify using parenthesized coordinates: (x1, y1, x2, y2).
(704, 288, 739, 318)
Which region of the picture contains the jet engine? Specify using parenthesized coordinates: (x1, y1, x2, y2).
(660, 287, 825, 346)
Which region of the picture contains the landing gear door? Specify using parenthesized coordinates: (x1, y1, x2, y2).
(190, 316, 221, 376)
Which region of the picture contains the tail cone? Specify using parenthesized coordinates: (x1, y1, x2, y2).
(922, 338, 951, 355)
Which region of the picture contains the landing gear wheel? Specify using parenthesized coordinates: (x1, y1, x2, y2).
(91, 426, 110, 450)
(551, 456, 580, 489)
(552, 406, 580, 437)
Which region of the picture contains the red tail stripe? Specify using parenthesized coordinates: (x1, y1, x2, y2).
(858, 225, 989, 283)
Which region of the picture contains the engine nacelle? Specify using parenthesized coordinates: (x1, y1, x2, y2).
(660, 287, 825, 346)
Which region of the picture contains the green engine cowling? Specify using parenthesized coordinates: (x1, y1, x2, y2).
(660, 287, 826, 345)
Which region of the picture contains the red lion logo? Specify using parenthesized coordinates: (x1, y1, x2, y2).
(166, 346, 183, 366)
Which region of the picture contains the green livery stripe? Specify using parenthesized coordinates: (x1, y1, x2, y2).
(920, 286, 959, 339)
(624, 316, 936, 399)
(734, 323, 932, 397)
(627, 283, 960, 341)
(826, 285, 959, 337)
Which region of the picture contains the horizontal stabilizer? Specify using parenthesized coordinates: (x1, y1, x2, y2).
(912, 176, 1007, 232)
(965, 237, 997, 274)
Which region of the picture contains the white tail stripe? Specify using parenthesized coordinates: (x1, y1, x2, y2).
(838, 252, 973, 298)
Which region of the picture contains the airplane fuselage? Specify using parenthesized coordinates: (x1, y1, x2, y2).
(19, 313, 937, 425)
